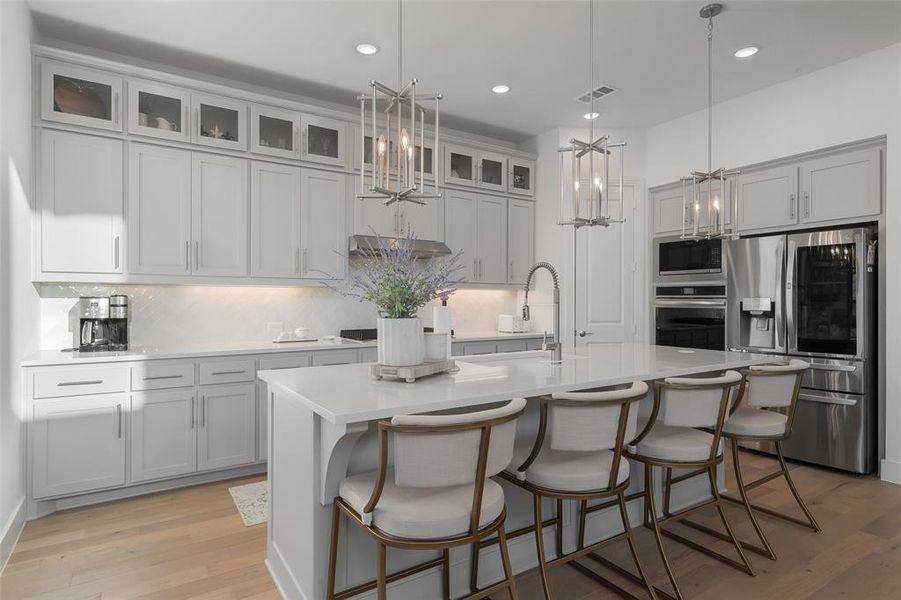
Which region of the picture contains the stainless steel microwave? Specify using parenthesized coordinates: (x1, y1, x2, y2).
(655, 237, 723, 280)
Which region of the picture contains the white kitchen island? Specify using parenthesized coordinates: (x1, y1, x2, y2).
(258, 344, 772, 600)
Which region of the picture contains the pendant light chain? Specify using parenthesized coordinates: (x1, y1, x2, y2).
(397, 0, 403, 89)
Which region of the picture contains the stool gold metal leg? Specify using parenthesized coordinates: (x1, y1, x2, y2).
(470, 540, 480, 593)
(555, 499, 564, 557)
(645, 463, 683, 600)
(707, 465, 755, 576)
(533, 495, 552, 599)
(497, 524, 518, 600)
(442, 549, 450, 600)
(732, 439, 777, 560)
(327, 502, 341, 600)
(578, 499, 588, 550)
(376, 543, 387, 600)
(618, 491, 658, 600)
(776, 441, 822, 532)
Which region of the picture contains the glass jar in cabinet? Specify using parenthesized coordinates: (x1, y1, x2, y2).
(127, 80, 190, 142)
(41, 61, 123, 132)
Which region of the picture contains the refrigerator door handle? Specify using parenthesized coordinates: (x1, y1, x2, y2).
(798, 391, 858, 407)
(785, 239, 797, 353)
(774, 238, 786, 353)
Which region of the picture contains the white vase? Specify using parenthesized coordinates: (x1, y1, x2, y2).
(377, 317, 425, 366)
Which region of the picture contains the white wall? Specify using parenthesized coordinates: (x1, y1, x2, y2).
(0, 0, 38, 569)
(646, 43, 901, 482)
(38, 285, 520, 350)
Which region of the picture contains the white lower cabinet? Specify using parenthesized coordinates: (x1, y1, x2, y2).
(130, 389, 197, 482)
(197, 383, 257, 471)
(32, 394, 127, 498)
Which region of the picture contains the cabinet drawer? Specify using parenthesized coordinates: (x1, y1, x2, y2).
(496, 340, 528, 353)
(131, 361, 196, 391)
(259, 353, 312, 371)
(33, 365, 128, 399)
(199, 359, 255, 385)
(311, 349, 359, 366)
(463, 341, 498, 355)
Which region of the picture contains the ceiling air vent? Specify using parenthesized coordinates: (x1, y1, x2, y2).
(575, 85, 616, 103)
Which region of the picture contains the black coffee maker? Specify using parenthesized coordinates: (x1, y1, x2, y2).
(78, 295, 128, 352)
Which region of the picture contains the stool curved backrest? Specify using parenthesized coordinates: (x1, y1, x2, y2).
(515, 381, 649, 492)
(735, 359, 809, 436)
(361, 398, 527, 536)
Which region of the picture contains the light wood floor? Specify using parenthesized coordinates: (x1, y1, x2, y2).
(2, 451, 901, 599)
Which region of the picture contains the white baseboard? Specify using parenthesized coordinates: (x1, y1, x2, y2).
(880, 458, 901, 484)
(0, 497, 26, 575)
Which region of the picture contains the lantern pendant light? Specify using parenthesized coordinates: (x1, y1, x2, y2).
(681, 3, 740, 240)
(356, 0, 442, 207)
(558, 0, 627, 228)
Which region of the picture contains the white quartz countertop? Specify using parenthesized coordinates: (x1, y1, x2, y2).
(20, 331, 545, 366)
(259, 344, 773, 425)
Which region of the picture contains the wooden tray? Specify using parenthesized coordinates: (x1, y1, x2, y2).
(369, 359, 456, 383)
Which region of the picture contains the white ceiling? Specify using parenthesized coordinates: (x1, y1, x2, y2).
(29, 0, 901, 143)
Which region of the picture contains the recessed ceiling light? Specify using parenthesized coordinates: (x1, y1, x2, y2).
(355, 43, 379, 56)
(734, 46, 759, 58)
(583, 112, 599, 120)
(491, 84, 510, 94)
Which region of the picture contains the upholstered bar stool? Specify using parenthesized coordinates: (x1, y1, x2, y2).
(472, 382, 657, 600)
(326, 398, 527, 600)
(715, 359, 821, 560)
(622, 371, 752, 600)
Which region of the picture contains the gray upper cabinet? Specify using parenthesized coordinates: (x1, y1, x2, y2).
(301, 115, 347, 167)
(191, 93, 248, 151)
(508, 158, 536, 197)
(652, 186, 686, 235)
(251, 104, 300, 160)
(507, 198, 535, 284)
(443, 144, 510, 193)
(250, 161, 302, 278)
(737, 165, 799, 231)
(800, 147, 881, 224)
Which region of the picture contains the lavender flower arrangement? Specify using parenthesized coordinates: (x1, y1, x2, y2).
(332, 230, 465, 319)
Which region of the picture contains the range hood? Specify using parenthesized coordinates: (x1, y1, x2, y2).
(348, 235, 451, 258)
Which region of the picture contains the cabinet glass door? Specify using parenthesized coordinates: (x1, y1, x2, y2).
(414, 143, 434, 179)
(508, 158, 535, 196)
(444, 144, 476, 187)
(478, 152, 507, 192)
(41, 61, 123, 131)
(251, 105, 300, 159)
(128, 80, 189, 141)
(192, 94, 248, 150)
(793, 242, 858, 356)
(302, 115, 346, 166)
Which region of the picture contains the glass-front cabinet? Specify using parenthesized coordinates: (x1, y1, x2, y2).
(301, 115, 347, 167)
(508, 157, 536, 197)
(444, 143, 477, 187)
(251, 105, 300, 159)
(41, 61, 123, 131)
(442, 144, 508, 192)
(127, 80, 190, 142)
(191, 93, 248, 150)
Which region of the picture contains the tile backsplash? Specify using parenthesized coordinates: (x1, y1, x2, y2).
(39, 284, 522, 349)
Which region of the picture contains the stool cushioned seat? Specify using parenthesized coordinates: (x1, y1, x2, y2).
(629, 419, 723, 462)
(339, 469, 504, 540)
(723, 407, 787, 437)
(507, 438, 629, 492)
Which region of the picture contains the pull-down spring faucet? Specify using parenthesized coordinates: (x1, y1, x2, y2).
(522, 262, 562, 362)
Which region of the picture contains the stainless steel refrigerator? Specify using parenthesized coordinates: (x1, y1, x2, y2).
(726, 226, 878, 473)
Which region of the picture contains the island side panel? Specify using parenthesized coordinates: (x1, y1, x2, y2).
(266, 388, 332, 600)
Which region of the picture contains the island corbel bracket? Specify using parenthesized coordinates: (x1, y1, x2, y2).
(319, 418, 369, 505)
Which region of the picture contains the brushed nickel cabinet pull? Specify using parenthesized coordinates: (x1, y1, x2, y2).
(201, 396, 206, 427)
(117, 404, 122, 438)
(185, 240, 190, 271)
(194, 241, 200, 270)
(143, 374, 184, 381)
(114, 236, 120, 270)
(57, 380, 103, 387)
(190, 397, 195, 429)
(211, 370, 245, 376)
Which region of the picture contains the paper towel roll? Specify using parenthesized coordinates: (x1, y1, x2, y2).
(433, 305, 453, 334)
